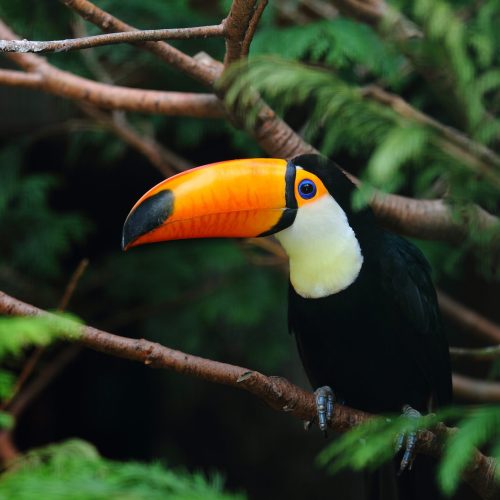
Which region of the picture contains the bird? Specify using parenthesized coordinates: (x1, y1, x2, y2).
(122, 154, 452, 499)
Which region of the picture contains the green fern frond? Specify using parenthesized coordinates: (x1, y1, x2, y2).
(252, 18, 404, 84)
(0, 370, 16, 401)
(366, 125, 430, 190)
(0, 439, 245, 500)
(318, 411, 445, 473)
(0, 314, 82, 360)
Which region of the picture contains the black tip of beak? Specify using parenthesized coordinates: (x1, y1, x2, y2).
(121, 190, 174, 250)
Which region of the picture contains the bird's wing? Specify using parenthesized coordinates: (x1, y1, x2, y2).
(380, 232, 452, 407)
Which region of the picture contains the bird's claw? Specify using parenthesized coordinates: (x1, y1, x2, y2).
(395, 404, 422, 474)
(314, 386, 335, 432)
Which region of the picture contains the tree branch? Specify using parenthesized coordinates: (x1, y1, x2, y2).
(452, 374, 500, 403)
(0, 21, 223, 119)
(0, 25, 224, 54)
(360, 85, 500, 185)
(224, 0, 268, 64)
(79, 104, 193, 177)
(0, 68, 42, 88)
(450, 345, 500, 361)
(438, 291, 500, 344)
(60, 0, 220, 86)
(0, 290, 498, 499)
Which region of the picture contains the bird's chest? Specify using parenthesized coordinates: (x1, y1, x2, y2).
(289, 274, 414, 411)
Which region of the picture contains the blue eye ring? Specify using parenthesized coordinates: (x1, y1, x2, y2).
(298, 179, 317, 199)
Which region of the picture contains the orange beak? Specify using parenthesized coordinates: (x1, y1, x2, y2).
(122, 158, 296, 250)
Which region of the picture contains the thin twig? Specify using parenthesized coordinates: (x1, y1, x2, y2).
(57, 259, 89, 311)
(60, 0, 220, 86)
(0, 290, 497, 499)
(3, 259, 89, 414)
(450, 345, 500, 361)
(79, 104, 193, 177)
(0, 25, 224, 54)
(8, 345, 82, 418)
(224, 0, 260, 65)
(241, 0, 269, 57)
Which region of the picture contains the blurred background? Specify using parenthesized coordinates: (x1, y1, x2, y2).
(0, 0, 498, 498)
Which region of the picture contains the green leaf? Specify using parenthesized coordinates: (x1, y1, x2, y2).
(0, 313, 82, 360)
(0, 371, 16, 401)
(0, 411, 14, 431)
(366, 125, 430, 191)
(0, 439, 245, 499)
(438, 406, 500, 495)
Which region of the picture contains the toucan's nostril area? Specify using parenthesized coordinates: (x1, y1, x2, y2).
(122, 190, 174, 250)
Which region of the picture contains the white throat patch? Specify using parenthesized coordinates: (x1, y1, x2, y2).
(275, 195, 363, 299)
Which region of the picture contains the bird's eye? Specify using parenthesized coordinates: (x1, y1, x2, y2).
(298, 179, 317, 199)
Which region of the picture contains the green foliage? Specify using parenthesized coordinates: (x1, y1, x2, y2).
(366, 125, 430, 192)
(319, 406, 500, 495)
(439, 406, 500, 495)
(92, 240, 287, 370)
(0, 313, 82, 360)
(318, 411, 445, 473)
(0, 439, 244, 500)
(0, 370, 15, 401)
(252, 19, 405, 85)
(0, 147, 89, 278)
(0, 411, 14, 431)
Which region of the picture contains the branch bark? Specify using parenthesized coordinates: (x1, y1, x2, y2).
(60, 0, 220, 86)
(224, 0, 268, 64)
(438, 291, 500, 344)
(0, 25, 224, 119)
(0, 68, 42, 88)
(0, 290, 498, 499)
(0, 25, 224, 54)
(452, 374, 500, 403)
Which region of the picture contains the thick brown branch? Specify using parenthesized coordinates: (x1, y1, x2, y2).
(438, 291, 500, 344)
(224, 0, 268, 64)
(0, 68, 41, 88)
(0, 290, 498, 499)
(0, 21, 223, 119)
(0, 25, 224, 54)
(453, 373, 500, 403)
(368, 193, 498, 243)
(60, 0, 220, 86)
(2, 65, 223, 118)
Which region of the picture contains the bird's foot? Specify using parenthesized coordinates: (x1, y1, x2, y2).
(395, 404, 422, 474)
(314, 386, 336, 433)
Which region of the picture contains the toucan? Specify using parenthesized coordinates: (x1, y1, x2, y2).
(122, 154, 452, 498)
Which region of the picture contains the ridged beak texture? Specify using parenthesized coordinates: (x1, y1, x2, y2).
(122, 158, 290, 250)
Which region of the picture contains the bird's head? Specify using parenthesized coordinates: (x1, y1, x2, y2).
(122, 154, 372, 297)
